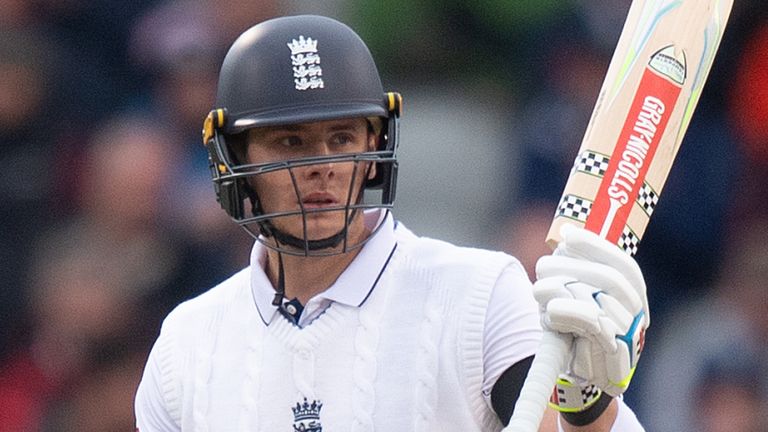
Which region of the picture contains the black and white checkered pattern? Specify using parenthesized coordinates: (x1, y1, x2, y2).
(572, 151, 610, 177)
(618, 227, 640, 256)
(636, 183, 659, 216)
(550, 378, 603, 412)
(580, 384, 602, 405)
(557, 194, 592, 223)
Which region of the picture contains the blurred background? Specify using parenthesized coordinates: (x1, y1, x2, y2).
(0, 0, 766, 431)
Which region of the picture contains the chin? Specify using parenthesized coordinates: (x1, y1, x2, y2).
(275, 210, 365, 239)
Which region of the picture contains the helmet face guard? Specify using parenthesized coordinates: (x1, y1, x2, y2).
(203, 106, 400, 256)
(202, 15, 402, 256)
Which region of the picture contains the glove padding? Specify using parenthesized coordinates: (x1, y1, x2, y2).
(533, 224, 649, 397)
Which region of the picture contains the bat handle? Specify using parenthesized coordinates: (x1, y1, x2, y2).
(503, 331, 572, 432)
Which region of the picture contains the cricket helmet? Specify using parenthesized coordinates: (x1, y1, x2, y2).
(202, 15, 402, 255)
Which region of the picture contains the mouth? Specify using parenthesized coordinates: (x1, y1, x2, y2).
(301, 192, 341, 210)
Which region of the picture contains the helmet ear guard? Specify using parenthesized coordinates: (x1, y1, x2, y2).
(387, 91, 403, 117)
(365, 91, 402, 204)
(203, 108, 248, 220)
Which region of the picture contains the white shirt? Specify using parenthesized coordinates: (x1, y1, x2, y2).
(249, 211, 541, 401)
(135, 210, 543, 430)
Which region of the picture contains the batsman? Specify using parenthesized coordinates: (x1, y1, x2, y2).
(135, 15, 648, 431)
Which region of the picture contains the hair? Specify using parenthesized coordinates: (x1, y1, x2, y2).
(225, 131, 249, 165)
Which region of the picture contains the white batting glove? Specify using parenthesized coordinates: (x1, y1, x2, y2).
(533, 224, 650, 399)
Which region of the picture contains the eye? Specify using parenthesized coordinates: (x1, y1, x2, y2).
(277, 136, 303, 148)
(330, 132, 356, 147)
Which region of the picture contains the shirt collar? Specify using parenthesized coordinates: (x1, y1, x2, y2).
(249, 210, 397, 326)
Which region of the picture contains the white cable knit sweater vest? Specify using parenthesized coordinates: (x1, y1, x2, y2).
(151, 229, 517, 432)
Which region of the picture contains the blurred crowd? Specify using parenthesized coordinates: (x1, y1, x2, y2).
(0, 1, 766, 431)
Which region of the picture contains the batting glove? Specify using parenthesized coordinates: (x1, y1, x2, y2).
(533, 224, 650, 400)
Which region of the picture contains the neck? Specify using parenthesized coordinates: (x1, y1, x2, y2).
(263, 212, 376, 304)
(265, 246, 363, 304)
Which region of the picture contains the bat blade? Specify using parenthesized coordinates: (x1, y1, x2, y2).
(546, 0, 733, 252)
(505, 1, 733, 431)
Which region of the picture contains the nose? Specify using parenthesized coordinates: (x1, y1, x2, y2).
(304, 142, 335, 180)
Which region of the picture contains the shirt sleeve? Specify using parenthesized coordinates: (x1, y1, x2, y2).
(482, 259, 543, 406)
(134, 334, 182, 432)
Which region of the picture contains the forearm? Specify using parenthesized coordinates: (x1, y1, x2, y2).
(556, 397, 644, 432)
(558, 398, 617, 432)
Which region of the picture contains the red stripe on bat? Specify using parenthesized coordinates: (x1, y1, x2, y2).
(585, 66, 683, 242)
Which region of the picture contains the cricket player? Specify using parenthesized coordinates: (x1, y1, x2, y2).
(135, 15, 648, 431)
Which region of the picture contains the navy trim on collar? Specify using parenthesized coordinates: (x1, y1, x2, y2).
(358, 243, 397, 307)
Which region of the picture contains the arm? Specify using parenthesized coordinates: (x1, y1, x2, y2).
(492, 363, 641, 431)
(533, 225, 648, 431)
(559, 401, 618, 432)
(559, 396, 645, 432)
(555, 397, 618, 432)
(478, 261, 600, 431)
(488, 225, 648, 431)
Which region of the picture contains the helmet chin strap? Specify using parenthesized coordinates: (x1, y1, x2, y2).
(272, 251, 286, 306)
(271, 223, 348, 251)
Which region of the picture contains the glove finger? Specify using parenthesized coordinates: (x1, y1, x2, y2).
(537, 255, 643, 315)
(542, 285, 622, 354)
(594, 292, 636, 329)
(596, 292, 647, 360)
(557, 224, 644, 282)
(534, 278, 596, 306)
(532, 275, 575, 307)
(557, 225, 649, 328)
(563, 281, 602, 303)
(604, 347, 633, 397)
(544, 298, 602, 337)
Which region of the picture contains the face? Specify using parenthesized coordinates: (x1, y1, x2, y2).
(244, 118, 377, 247)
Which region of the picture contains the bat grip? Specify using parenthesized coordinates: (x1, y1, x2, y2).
(503, 331, 572, 432)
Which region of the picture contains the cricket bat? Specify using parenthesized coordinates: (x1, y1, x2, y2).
(504, 0, 733, 430)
